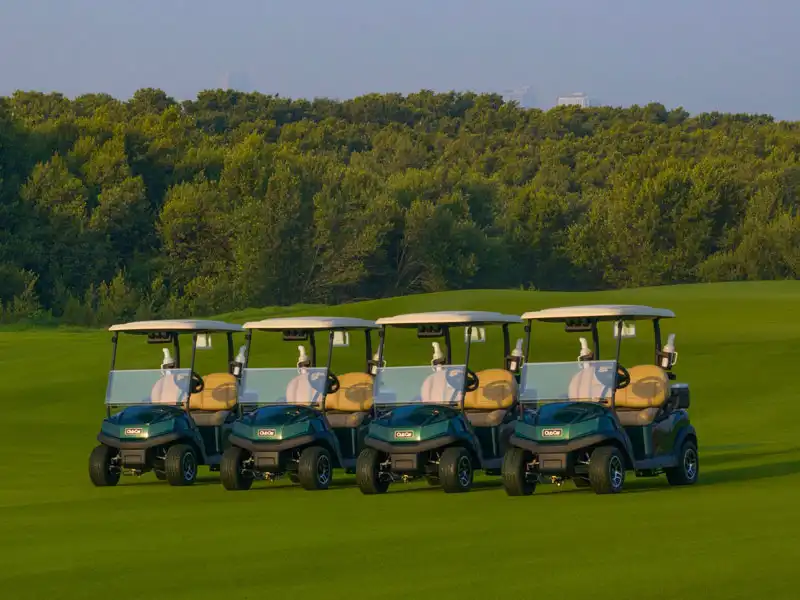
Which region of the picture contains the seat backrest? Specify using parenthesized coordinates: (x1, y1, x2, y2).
(420, 369, 463, 405)
(151, 373, 187, 405)
(325, 372, 374, 412)
(189, 372, 237, 411)
(568, 365, 614, 403)
(285, 371, 326, 406)
(463, 369, 517, 411)
(614, 365, 669, 409)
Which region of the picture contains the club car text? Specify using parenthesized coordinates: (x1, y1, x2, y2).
(394, 430, 414, 439)
(541, 428, 563, 438)
(257, 429, 277, 438)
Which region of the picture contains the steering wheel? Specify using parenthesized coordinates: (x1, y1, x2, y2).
(326, 372, 340, 394)
(445, 368, 479, 393)
(615, 365, 631, 390)
(190, 371, 205, 394)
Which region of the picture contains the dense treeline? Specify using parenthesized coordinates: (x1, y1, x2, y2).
(0, 88, 798, 324)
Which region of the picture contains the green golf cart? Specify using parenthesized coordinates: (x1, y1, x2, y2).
(89, 319, 244, 487)
(356, 311, 524, 494)
(220, 316, 378, 491)
(502, 305, 698, 495)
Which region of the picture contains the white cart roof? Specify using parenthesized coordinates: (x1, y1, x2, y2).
(376, 311, 522, 326)
(522, 305, 675, 322)
(243, 316, 378, 331)
(109, 319, 243, 333)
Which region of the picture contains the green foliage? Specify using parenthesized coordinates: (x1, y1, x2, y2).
(1, 89, 799, 324)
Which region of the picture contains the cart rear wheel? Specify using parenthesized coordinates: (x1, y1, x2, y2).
(89, 444, 120, 487)
(220, 446, 253, 491)
(356, 448, 390, 494)
(666, 440, 699, 486)
(589, 446, 625, 494)
(298, 446, 332, 490)
(439, 447, 473, 493)
(164, 444, 197, 486)
(502, 447, 535, 496)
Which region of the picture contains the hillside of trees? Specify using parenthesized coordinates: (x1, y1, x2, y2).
(0, 88, 798, 325)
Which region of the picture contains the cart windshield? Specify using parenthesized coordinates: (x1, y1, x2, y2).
(373, 365, 466, 406)
(518, 360, 618, 404)
(239, 367, 329, 407)
(105, 369, 193, 406)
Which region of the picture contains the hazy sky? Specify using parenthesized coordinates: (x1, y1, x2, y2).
(1, 0, 798, 119)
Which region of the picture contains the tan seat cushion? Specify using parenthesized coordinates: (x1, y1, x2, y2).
(421, 369, 464, 405)
(326, 412, 369, 428)
(464, 369, 517, 410)
(616, 407, 660, 427)
(614, 365, 669, 409)
(325, 372, 374, 412)
(285, 371, 326, 406)
(191, 410, 233, 427)
(189, 373, 237, 411)
(466, 409, 510, 427)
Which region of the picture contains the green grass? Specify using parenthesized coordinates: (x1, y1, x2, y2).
(2, 281, 800, 599)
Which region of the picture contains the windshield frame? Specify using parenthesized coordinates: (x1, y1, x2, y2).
(372, 364, 468, 408)
(518, 359, 619, 407)
(372, 321, 514, 412)
(107, 329, 238, 417)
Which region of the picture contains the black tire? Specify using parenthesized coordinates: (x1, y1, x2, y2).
(502, 447, 535, 496)
(573, 477, 590, 488)
(164, 444, 197, 486)
(220, 446, 254, 491)
(89, 444, 120, 487)
(589, 446, 626, 494)
(666, 440, 699, 486)
(355, 448, 390, 494)
(439, 447, 473, 493)
(154, 470, 167, 481)
(297, 446, 332, 490)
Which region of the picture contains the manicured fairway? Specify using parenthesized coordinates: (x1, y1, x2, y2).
(1, 282, 799, 599)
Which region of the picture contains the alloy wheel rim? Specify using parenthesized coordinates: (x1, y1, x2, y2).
(684, 449, 698, 480)
(318, 455, 331, 485)
(609, 455, 624, 489)
(458, 456, 472, 487)
(183, 453, 196, 480)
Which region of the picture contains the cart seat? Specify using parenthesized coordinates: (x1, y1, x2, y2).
(189, 373, 237, 411)
(325, 372, 373, 429)
(150, 373, 187, 405)
(614, 365, 669, 426)
(421, 369, 464, 406)
(285, 371, 326, 406)
(568, 365, 616, 403)
(188, 373, 237, 426)
(464, 369, 517, 427)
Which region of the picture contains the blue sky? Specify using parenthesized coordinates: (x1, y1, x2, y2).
(1, 0, 797, 118)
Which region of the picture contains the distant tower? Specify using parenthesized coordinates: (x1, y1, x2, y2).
(556, 92, 591, 108)
(502, 85, 531, 106)
(221, 72, 252, 92)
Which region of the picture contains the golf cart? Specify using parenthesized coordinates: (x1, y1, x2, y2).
(355, 311, 524, 494)
(220, 316, 378, 491)
(502, 305, 698, 495)
(89, 319, 244, 487)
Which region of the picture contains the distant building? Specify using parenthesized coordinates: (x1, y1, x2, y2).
(557, 93, 591, 108)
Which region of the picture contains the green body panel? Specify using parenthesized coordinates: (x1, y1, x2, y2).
(232, 419, 315, 442)
(368, 420, 450, 444)
(515, 413, 616, 444)
(101, 419, 177, 441)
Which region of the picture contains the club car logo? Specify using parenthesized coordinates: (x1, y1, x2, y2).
(394, 430, 414, 439)
(124, 428, 143, 435)
(257, 428, 276, 438)
(541, 428, 563, 438)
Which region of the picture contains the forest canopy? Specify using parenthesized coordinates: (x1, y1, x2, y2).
(0, 88, 798, 325)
